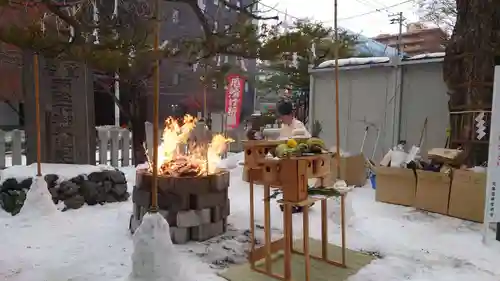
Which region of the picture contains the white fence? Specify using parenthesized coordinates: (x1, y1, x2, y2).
(0, 127, 132, 169)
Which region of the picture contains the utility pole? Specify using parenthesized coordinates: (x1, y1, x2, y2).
(388, 12, 405, 146)
(389, 12, 405, 57)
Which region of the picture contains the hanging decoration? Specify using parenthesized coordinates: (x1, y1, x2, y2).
(225, 74, 245, 129)
(476, 111, 486, 140)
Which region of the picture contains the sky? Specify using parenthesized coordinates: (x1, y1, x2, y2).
(259, 0, 421, 38)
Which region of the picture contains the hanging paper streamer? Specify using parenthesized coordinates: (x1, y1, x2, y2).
(476, 111, 486, 140)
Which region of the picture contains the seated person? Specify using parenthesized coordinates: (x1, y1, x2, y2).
(276, 99, 311, 139)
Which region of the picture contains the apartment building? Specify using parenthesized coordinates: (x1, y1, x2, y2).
(154, 0, 257, 121)
(373, 22, 447, 57)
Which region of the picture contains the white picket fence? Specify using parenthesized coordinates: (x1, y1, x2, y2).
(0, 127, 133, 169)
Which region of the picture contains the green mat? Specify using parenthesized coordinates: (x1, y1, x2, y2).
(219, 239, 375, 281)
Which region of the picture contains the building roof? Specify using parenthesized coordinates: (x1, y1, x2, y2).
(351, 32, 398, 57)
(373, 27, 447, 40)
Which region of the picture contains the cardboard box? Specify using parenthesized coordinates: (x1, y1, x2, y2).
(375, 166, 416, 206)
(414, 170, 451, 215)
(448, 169, 486, 222)
(330, 154, 367, 187)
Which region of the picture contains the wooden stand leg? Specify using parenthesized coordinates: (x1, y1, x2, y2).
(264, 184, 272, 273)
(303, 206, 311, 281)
(249, 178, 256, 270)
(283, 204, 292, 281)
(321, 199, 328, 259)
(340, 194, 346, 266)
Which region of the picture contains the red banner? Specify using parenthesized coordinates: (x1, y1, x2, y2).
(225, 74, 245, 129)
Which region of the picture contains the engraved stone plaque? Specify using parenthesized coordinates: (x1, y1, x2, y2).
(23, 53, 95, 164)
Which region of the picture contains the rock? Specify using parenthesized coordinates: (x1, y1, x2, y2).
(101, 180, 113, 194)
(79, 180, 100, 205)
(120, 192, 130, 202)
(59, 181, 80, 198)
(48, 187, 59, 204)
(107, 170, 127, 184)
(0, 189, 26, 215)
(64, 194, 85, 210)
(70, 175, 86, 185)
(111, 183, 127, 197)
(95, 182, 110, 204)
(88, 171, 108, 183)
(106, 194, 118, 203)
(19, 178, 33, 190)
(1, 178, 19, 192)
(44, 174, 59, 188)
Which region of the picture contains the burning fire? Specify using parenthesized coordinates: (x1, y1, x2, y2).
(155, 115, 233, 177)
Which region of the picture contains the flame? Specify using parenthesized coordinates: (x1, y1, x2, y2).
(156, 115, 233, 176)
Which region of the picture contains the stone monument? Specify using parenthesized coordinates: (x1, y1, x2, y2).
(22, 52, 96, 165)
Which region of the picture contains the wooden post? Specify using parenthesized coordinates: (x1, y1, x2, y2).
(249, 175, 256, 270)
(151, 0, 160, 212)
(264, 183, 272, 273)
(34, 53, 42, 177)
(333, 0, 341, 178)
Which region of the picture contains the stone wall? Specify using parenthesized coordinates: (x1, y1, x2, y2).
(0, 170, 129, 215)
(131, 171, 230, 244)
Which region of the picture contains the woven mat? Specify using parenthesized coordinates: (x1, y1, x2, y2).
(219, 239, 375, 281)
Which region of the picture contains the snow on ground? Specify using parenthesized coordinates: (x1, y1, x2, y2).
(1, 152, 500, 281)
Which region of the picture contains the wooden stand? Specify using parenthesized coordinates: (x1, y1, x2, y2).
(243, 140, 347, 281)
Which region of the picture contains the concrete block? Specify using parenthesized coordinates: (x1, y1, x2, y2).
(170, 226, 190, 244)
(211, 171, 230, 192)
(190, 191, 227, 209)
(173, 176, 211, 194)
(177, 208, 211, 227)
(190, 220, 224, 241)
(159, 209, 178, 226)
(211, 199, 231, 222)
(132, 187, 151, 207)
(158, 191, 190, 211)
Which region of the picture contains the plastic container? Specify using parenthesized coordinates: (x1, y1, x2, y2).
(370, 172, 376, 189)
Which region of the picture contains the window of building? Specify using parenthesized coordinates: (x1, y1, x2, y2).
(244, 82, 249, 92)
(225, 0, 230, 9)
(214, 0, 218, 5)
(236, 0, 241, 8)
(172, 73, 180, 85)
(212, 80, 218, 89)
(172, 9, 179, 24)
(224, 55, 229, 63)
(225, 24, 230, 31)
(213, 20, 218, 31)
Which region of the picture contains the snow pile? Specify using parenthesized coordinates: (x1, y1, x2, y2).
(19, 175, 58, 217)
(128, 212, 188, 281)
(317, 57, 390, 68)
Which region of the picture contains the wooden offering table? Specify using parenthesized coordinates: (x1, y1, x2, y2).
(243, 140, 347, 281)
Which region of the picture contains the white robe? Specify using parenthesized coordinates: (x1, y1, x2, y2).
(278, 119, 311, 139)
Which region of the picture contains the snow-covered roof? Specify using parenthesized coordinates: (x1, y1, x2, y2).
(316, 57, 391, 68)
(404, 52, 445, 60)
(314, 52, 445, 69)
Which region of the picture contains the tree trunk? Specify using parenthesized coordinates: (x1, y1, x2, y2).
(125, 82, 148, 165)
(443, 0, 500, 164)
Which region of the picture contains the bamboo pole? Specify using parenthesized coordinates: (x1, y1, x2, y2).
(334, 0, 341, 178)
(150, 0, 160, 212)
(33, 53, 42, 177)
